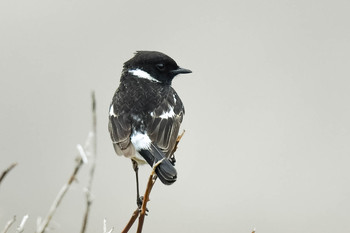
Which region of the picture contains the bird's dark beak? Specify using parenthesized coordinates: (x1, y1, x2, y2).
(171, 67, 192, 75)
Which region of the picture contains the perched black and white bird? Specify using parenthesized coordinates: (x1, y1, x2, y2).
(108, 51, 191, 206)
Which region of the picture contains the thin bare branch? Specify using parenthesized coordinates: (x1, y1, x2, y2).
(77, 144, 88, 164)
(170, 130, 185, 156)
(88, 91, 98, 194)
(1, 215, 16, 233)
(121, 209, 139, 233)
(136, 160, 163, 233)
(103, 218, 114, 233)
(80, 91, 98, 233)
(16, 214, 28, 233)
(0, 163, 17, 186)
(80, 193, 92, 233)
(36, 157, 84, 233)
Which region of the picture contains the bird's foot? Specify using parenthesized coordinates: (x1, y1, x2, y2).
(169, 154, 176, 165)
(137, 196, 149, 214)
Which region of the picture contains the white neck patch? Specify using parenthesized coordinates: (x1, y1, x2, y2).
(128, 69, 160, 83)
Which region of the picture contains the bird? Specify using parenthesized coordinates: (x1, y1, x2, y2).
(108, 51, 191, 207)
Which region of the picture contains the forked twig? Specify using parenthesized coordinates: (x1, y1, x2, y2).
(33, 92, 98, 233)
(120, 161, 160, 233)
(0, 163, 17, 186)
(122, 131, 185, 233)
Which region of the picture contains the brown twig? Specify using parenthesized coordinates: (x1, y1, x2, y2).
(136, 160, 163, 233)
(121, 209, 140, 233)
(0, 163, 17, 186)
(170, 130, 185, 156)
(80, 91, 98, 233)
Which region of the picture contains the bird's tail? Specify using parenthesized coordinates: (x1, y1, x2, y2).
(139, 144, 177, 185)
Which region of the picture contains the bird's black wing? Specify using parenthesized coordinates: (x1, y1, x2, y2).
(147, 89, 184, 158)
(136, 88, 183, 185)
(108, 101, 135, 158)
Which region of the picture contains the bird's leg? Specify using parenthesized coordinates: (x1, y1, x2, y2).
(131, 160, 143, 209)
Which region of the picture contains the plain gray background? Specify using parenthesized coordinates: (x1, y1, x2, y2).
(1, 0, 349, 232)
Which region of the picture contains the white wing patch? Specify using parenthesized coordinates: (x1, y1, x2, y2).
(160, 106, 175, 119)
(109, 105, 117, 117)
(131, 131, 151, 151)
(129, 69, 160, 83)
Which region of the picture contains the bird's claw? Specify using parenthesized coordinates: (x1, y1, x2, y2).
(137, 196, 149, 214)
(169, 154, 176, 165)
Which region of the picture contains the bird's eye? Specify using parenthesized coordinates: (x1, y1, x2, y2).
(156, 63, 165, 71)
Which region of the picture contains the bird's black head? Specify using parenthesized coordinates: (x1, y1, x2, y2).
(123, 51, 192, 85)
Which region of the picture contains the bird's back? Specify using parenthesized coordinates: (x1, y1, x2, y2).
(109, 74, 184, 158)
